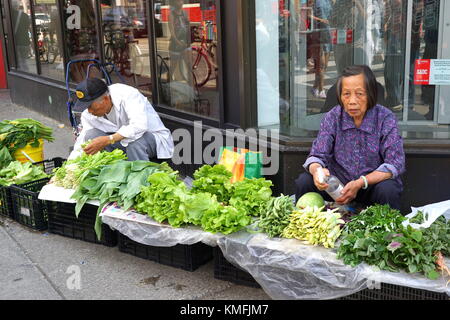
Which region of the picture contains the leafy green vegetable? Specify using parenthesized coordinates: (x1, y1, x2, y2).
(200, 204, 251, 235)
(0, 146, 13, 168)
(71, 160, 173, 239)
(135, 171, 190, 227)
(52, 149, 127, 189)
(191, 164, 233, 203)
(337, 204, 449, 279)
(135, 170, 253, 234)
(229, 178, 273, 217)
(0, 161, 48, 186)
(282, 206, 344, 248)
(0, 118, 54, 156)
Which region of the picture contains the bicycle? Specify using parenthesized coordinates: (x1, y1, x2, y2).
(189, 22, 218, 88)
(103, 27, 134, 76)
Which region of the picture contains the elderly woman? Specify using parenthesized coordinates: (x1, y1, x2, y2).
(295, 65, 405, 211)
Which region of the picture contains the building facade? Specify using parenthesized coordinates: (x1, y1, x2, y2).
(1, 0, 449, 213)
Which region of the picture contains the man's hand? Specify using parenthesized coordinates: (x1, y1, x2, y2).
(83, 136, 110, 155)
(335, 179, 363, 205)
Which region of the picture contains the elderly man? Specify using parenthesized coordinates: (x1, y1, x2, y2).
(69, 78, 174, 161)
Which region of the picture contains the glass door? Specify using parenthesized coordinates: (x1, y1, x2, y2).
(437, 0, 450, 124)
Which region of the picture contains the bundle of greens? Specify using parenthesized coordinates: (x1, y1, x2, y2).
(136, 171, 190, 227)
(258, 194, 294, 238)
(0, 119, 54, 156)
(135, 171, 252, 234)
(51, 149, 127, 189)
(71, 160, 173, 239)
(229, 178, 273, 217)
(200, 204, 251, 235)
(0, 161, 48, 186)
(282, 206, 344, 248)
(337, 204, 450, 280)
(191, 164, 233, 203)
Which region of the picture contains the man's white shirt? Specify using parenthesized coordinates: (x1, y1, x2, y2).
(69, 83, 174, 160)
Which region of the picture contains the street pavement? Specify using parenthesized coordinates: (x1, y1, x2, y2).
(0, 89, 271, 300)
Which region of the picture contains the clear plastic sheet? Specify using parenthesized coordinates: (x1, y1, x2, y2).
(99, 203, 222, 247)
(218, 232, 450, 300)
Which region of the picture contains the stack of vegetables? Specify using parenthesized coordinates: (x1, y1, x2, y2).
(0, 141, 48, 186)
(256, 191, 345, 249)
(51, 149, 127, 189)
(282, 206, 345, 248)
(0, 118, 54, 160)
(71, 159, 174, 238)
(0, 161, 49, 186)
(135, 164, 273, 235)
(337, 204, 450, 280)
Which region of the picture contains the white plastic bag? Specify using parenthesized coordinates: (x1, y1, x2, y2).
(402, 199, 450, 229)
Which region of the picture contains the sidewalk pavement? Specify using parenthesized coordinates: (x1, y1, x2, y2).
(0, 89, 271, 300)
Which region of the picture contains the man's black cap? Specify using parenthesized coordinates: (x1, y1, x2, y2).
(73, 78, 108, 112)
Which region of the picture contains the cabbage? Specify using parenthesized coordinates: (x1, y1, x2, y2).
(296, 192, 325, 209)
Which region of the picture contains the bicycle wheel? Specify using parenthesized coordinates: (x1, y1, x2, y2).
(191, 48, 211, 88)
(208, 42, 217, 67)
(104, 43, 114, 73)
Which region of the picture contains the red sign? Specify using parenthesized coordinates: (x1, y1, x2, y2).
(330, 29, 353, 45)
(414, 59, 431, 85)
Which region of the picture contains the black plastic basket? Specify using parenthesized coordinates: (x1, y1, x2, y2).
(213, 246, 261, 288)
(339, 282, 449, 300)
(47, 201, 118, 247)
(10, 178, 50, 230)
(118, 233, 213, 272)
(0, 186, 13, 218)
(33, 157, 65, 175)
(9, 158, 65, 230)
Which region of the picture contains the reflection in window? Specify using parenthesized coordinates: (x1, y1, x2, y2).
(407, 0, 440, 121)
(155, 0, 219, 119)
(255, 0, 448, 138)
(10, 0, 37, 73)
(100, 0, 152, 95)
(64, 0, 101, 83)
(33, 0, 64, 81)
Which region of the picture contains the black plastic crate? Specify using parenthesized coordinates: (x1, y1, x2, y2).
(118, 233, 213, 271)
(213, 246, 261, 288)
(33, 157, 65, 175)
(0, 158, 64, 219)
(339, 283, 449, 300)
(0, 186, 13, 218)
(47, 201, 118, 247)
(10, 178, 50, 230)
(9, 158, 65, 230)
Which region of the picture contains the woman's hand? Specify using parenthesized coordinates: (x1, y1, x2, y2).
(335, 179, 363, 205)
(83, 136, 110, 155)
(310, 164, 330, 191)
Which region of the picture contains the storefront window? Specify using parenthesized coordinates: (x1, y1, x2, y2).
(33, 0, 64, 81)
(10, 0, 37, 73)
(255, 0, 450, 139)
(155, 0, 220, 119)
(63, 0, 101, 83)
(100, 0, 153, 94)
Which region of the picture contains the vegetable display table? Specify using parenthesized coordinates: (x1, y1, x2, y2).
(217, 232, 450, 300)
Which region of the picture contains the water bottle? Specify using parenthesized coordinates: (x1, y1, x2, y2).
(325, 175, 344, 201)
(316, 167, 344, 201)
